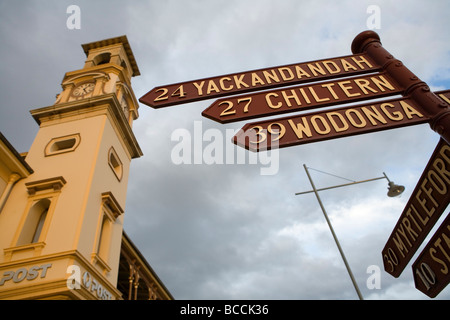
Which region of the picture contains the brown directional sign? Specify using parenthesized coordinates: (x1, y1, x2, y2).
(232, 94, 431, 152)
(437, 90, 450, 105)
(139, 54, 380, 108)
(412, 212, 450, 298)
(382, 138, 450, 278)
(202, 72, 402, 124)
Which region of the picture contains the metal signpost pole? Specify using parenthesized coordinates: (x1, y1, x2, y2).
(351, 30, 450, 145)
(302, 164, 364, 300)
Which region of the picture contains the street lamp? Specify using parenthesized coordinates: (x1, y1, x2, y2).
(295, 164, 405, 300)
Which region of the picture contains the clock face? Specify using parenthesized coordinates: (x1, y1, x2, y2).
(72, 82, 95, 97)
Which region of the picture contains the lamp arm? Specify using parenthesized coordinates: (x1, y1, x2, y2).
(295, 176, 386, 196)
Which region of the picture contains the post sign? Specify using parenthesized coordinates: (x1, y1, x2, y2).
(382, 139, 450, 278)
(412, 212, 450, 298)
(0, 264, 52, 286)
(139, 54, 380, 108)
(233, 95, 430, 152)
(202, 73, 402, 124)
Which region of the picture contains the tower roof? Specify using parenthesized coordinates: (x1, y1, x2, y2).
(81, 35, 140, 77)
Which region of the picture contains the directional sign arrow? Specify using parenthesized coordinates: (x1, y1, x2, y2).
(139, 54, 380, 108)
(412, 212, 450, 298)
(232, 94, 433, 152)
(202, 73, 403, 124)
(382, 138, 450, 278)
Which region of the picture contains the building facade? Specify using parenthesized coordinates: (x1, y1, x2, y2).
(0, 36, 173, 300)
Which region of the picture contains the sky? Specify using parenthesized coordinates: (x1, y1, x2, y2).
(0, 0, 449, 300)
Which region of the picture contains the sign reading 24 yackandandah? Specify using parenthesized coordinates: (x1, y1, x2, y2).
(139, 54, 380, 108)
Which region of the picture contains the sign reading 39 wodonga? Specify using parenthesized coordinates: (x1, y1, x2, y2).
(233, 95, 430, 151)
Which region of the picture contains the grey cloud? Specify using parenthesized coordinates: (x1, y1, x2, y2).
(1, 0, 449, 300)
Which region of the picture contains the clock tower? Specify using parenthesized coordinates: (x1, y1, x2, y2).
(0, 36, 144, 299)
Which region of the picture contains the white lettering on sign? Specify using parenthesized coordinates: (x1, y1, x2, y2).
(0, 264, 52, 286)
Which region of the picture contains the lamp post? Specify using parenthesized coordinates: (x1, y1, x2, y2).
(296, 164, 405, 300)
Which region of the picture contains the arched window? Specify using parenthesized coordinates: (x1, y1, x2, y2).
(120, 59, 128, 71)
(32, 209, 48, 243)
(92, 192, 123, 272)
(93, 52, 111, 66)
(17, 199, 51, 245)
(97, 216, 111, 261)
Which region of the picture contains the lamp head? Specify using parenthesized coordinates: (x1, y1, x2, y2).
(387, 181, 405, 197)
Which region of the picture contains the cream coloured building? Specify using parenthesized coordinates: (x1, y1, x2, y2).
(0, 36, 173, 300)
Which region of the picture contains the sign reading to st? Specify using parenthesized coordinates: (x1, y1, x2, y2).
(412, 212, 450, 298)
(139, 54, 380, 108)
(382, 139, 450, 278)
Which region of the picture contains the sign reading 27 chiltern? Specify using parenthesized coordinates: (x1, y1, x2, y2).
(139, 54, 380, 108)
(202, 72, 401, 124)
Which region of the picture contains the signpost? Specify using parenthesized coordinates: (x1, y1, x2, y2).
(139, 30, 450, 297)
(202, 73, 402, 124)
(412, 212, 450, 298)
(382, 139, 450, 278)
(139, 54, 380, 108)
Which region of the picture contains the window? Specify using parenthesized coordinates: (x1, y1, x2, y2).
(108, 147, 123, 181)
(31, 209, 48, 243)
(4, 177, 65, 260)
(93, 52, 111, 66)
(97, 216, 111, 261)
(91, 192, 123, 272)
(120, 60, 128, 71)
(16, 199, 51, 246)
(45, 134, 80, 156)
